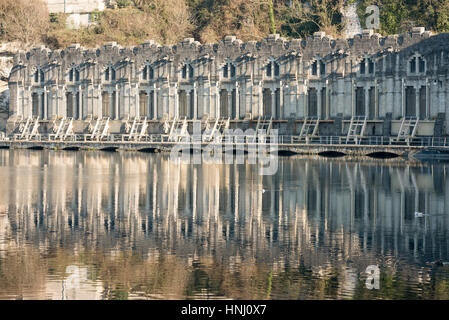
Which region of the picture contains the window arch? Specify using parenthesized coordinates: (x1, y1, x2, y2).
(408, 54, 426, 74)
(181, 63, 194, 80)
(359, 57, 375, 76)
(142, 63, 154, 80)
(310, 58, 325, 76)
(104, 65, 116, 82)
(223, 61, 236, 79)
(68, 66, 80, 83)
(32, 66, 45, 84)
(265, 60, 280, 78)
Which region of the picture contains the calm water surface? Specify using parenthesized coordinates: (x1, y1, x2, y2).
(0, 149, 449, 300)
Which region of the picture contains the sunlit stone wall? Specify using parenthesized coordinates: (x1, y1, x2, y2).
(7, 28, 449, 135)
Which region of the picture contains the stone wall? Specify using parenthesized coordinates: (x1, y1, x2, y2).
(7, 27, 449, 136)
(44, 0, 107, 13)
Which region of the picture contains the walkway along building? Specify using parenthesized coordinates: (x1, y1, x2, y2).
(6, 27, 449, 137)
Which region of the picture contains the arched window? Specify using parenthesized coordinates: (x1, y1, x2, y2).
(360, 59, 366, 74)
(266, 62, 272, 77)
(310, 59, 325, 76)
(409, 54, 426, 74)
(266, 61, 280, 78)
(33, 67, 45, 83)
(311, 61, 317, 75)
(181, 64, 194, 79)
(368, 59, 374, 74)
(319, 61, 325, 75)
(68, 67, 80, 82)
(223, 62, 236, 79)
(104, 66, 116, 81)
(142, 64, 154, 80)
(359, 57, 374, 75)
(418, 57, 425, 73)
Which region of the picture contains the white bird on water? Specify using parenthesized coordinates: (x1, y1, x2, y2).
(415, 211, 425, 217)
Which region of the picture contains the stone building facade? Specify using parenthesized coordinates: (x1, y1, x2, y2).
(7, 27, 449, 136)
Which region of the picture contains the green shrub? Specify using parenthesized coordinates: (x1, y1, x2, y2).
(116, 0, 131, 9)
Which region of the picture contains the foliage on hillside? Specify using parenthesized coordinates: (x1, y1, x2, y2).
(2, 0, 449, 49)
(0, 0, 49, 45)
(357, 0, 449, 35)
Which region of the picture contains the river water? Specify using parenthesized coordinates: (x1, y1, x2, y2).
(0, 149, 448, 300)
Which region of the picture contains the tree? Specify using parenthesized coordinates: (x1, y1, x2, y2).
(281, 0, 345, 38)
(0, 0, 49, 45)
(269, 0, 276, 34)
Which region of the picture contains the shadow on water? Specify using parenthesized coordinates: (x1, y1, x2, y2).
(99, 146, 118, 152)
(27, 145, 44, 150)
(278, 150, 298, 156)
(61, 146, 80, 151)
(137, 147, 159, 153)
(366, 151, 400, 159)
(318, 150, 346, 158)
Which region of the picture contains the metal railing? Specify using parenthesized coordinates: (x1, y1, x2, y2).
(5, 132, 449, 148)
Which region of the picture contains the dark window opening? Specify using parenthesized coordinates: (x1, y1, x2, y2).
(360, 59, 366, 74)
(105, 68, 110, 81)
(307, 88, 317, 117)
(419, 57, 425, 73)
(231, 64, 236, 78)
(321, 88, 327, 119)
(266, 62, 272, 77)
(320, 61, 325, 75)
(69, 69, 74, 82)
(223, 64, 228, 78)
(75, 69, 80, 82)
(368, 60, 374, 74)
(405, 86, 416, 116)
(311, 61, 317, 75)
(355, 87, 365, 116)
(182, 65, 187, 79)
(410, 58, 416, 73)
(142, 66, 147, 80)
(189, 65, 194, 78)
(369, 87, 376, 119)
(419, 86, 427, 120)
(274, 62, 280, 77)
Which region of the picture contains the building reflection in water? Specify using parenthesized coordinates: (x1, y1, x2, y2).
(0, 149, 448, 300)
